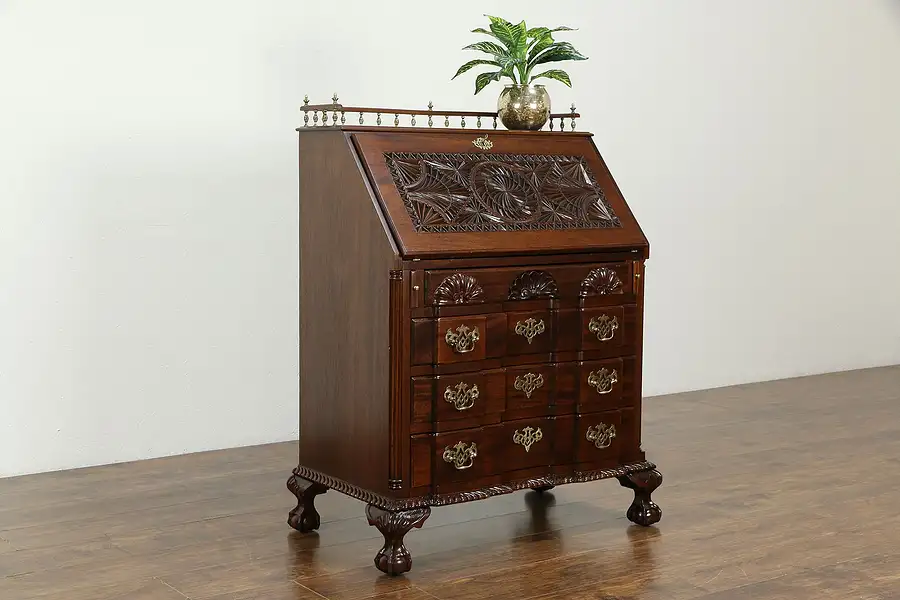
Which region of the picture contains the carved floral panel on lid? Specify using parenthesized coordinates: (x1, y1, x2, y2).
(384, 152, 622, 233)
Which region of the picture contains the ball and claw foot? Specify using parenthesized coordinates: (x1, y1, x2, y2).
(617, 468, 663, 526)
(366, 504, 431, 576)
(286, 473, 328, 533)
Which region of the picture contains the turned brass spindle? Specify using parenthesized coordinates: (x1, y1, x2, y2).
(394, 113, 399, 126)
(331, 93, 339, 124)
(312, 110, 319, 126)
(476, 115, 482, 128)
(411, 113, 416, 126)
(461, 115, 466, 128)
(444, 115, 450, 127)
(549, 118, 554, 131)
(340, 110, 345, 125)
(358, 112, 364, 125)
(492, 116, 498, 129)
(427, 101, 434, 127)
(303, 95, 309, 127)
(570, 103, 577, 131)
(376, 112, 382, 126)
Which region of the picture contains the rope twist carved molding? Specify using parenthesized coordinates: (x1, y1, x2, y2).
(384, 152, 622, 233)
(290, 461, 657, 510)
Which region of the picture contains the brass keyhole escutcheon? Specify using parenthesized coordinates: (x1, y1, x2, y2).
(514, 372, 544, 399)
(515, 317, 545, 344)
(512, 426, 543, 453)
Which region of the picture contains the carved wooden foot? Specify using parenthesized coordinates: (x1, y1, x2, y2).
(531, 485, 555, 493)
(365, 504, 431, 576)
(618, 468, 663, 526)
(286, 472, 328, 533)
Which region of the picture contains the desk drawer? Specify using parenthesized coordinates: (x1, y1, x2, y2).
(421, 263, 635, 306)
(430, 418, 556, 484)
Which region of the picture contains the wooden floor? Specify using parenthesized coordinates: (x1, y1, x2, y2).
(2, 366, 899, 600)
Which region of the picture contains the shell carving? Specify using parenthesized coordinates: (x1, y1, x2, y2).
(580, 267, 624, 297)
(508, 270, 559, 300)
(432, 273, 485, 305)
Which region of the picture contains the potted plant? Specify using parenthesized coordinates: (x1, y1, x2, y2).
(452, 15, 588, 130)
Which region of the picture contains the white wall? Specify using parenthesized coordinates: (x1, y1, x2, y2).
(2, 0, 899, 477)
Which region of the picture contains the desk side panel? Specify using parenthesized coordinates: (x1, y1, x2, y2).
(298, 130, 399, 496)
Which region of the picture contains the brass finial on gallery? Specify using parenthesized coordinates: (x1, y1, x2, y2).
(299, 96, 582, 132)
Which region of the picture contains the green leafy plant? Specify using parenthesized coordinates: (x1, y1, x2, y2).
(452, 14, 588, 94)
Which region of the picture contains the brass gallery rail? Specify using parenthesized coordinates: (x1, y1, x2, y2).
(301, 94, 582, 131)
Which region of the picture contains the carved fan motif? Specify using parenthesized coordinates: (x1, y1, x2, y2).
(580, 267, 624, 296)
(384, 152, 622, 233)
(508, 270, 559, 300)
(432, 273, 485, 305)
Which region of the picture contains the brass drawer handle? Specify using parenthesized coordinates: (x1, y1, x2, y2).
(586, 423, 617, 449)
(444, 324, 480, 354)
(514, 317, 546, 344)
(442, 441, 478, 470)
(587, 368, 618, 395)
(514, 372, 544, 399)
(443, 382, 479, 411)
(588, 314, 619, 342)
(512, 426, 543, 453)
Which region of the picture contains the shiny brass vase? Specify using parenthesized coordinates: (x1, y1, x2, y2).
(497, 84, 551, 130)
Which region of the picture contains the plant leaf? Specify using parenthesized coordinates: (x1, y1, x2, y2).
(527, 32, 555, 63)
(462, 41, 510, 59)
(530, 69, 572, 87)
(527, 27, 550, 39)
(510, 20, 527, 54)
(452, 59, 502, 79)
(529, 41, 588, 67)
(474, 70, 503, 94)
(488, 19, 518, 51)
(484, 14, 513, 28)
(470, 27, 493, 35)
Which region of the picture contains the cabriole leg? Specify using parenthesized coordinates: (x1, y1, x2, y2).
(365, 504, 431, 576)
(286, 472, 328, 533)
(617, 468, 663, 526)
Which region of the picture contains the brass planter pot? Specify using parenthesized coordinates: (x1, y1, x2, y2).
(497, 84, 550, 130)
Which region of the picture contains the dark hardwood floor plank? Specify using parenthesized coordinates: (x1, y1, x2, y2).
(1, 365, 898, 599)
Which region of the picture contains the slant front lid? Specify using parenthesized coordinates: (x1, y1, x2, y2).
(350, 129, 649, 259)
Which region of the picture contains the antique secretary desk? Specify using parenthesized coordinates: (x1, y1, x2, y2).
(287, 98, 663, 575)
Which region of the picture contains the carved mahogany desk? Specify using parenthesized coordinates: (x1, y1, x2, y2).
(288, 106, 662, 575)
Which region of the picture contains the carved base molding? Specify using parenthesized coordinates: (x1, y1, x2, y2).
(289, 461, 657, 511)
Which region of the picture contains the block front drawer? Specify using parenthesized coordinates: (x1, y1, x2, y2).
(411, 417, 573, 486)
(411, 306, 638, 366)
(409, 357, 637, 430)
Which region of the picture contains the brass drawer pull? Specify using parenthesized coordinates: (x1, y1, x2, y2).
(587, 368, 618, 395)
(444, 324, 480, 354)
(442, 441, 478, 470)
(588, 314, 619, 342)
(512, 426, 543, 453)
(586, 423, 617, 449)
(443, 382, 479, 411)
(514, 317, 546, 344)
(514, 372, 544, 399)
